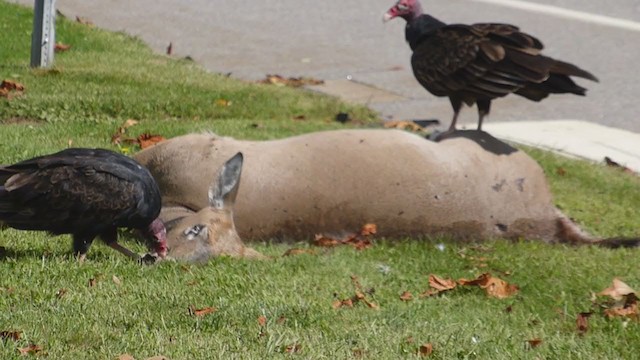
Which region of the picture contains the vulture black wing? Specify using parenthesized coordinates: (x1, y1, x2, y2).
(410, 23, 555, 105)
(0, 148, 161, 235)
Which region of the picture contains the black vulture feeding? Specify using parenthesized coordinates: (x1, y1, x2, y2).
(384, 0, 598, 133)
(0, 148, 167, 261)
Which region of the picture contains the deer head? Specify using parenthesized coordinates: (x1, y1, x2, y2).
(164, 152, 264, 262)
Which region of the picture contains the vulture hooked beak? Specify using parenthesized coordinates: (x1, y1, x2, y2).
(383, 10, 396, 23)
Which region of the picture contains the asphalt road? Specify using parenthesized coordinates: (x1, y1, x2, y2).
(13, 0, 640, 132)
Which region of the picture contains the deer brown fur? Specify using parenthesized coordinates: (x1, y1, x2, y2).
(134, 129, 637, 260)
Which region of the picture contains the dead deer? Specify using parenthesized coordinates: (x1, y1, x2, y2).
(134, 129, 638, 261)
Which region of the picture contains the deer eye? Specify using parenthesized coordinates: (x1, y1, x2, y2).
(184, 224, 207, 240)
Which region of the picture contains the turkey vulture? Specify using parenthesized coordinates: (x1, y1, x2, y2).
(0, 148, 167, 261)
(384, 0, 598, 132)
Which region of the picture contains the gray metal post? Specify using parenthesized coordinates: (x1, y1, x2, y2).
(30, 0, 56, 68)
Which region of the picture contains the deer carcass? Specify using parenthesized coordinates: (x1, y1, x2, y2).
(134, 129, 637, 260)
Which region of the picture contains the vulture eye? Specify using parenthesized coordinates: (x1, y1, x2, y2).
(184, 224, 206, 240)
(397, 4, 409, 11)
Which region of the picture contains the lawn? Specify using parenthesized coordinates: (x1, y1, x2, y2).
(1, 2, 639, 359)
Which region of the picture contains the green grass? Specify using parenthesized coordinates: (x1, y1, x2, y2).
(1, 1, 639, 359)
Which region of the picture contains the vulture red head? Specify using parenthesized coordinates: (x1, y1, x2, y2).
(384, 0, 423, 22)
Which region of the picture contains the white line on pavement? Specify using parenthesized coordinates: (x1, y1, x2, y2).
(469, 0, 640, 32)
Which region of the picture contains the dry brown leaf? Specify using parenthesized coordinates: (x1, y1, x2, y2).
(479, 275, 519, 299)
(190, 306, 217, 317)
(418, 343, 433, 356)
(18, 344, 43, 356)
(292, 115, 306, 121)
(313, 234, 341, 247)
(1, 80, 25, 92)
(112, 275, 122, 286)
(576, 312, 592, 335)
(137, 133, 166, 149)
(332, 298, 353, 309)
(400, 291, 413, 301)
(257, 315, 267, 327)
(384, 120, 424, 132)
(88, 278, 97, 287)
(458, 273, 490, 286)
(360, 223, 377, 236)
(429, 274, 457, 292)
(282, 248, 315, 257)
(259, 74, 323, 87)
(556, 167, 567, 176)
(526, 338, 543, 349)
(0, 330, 22, 341)
(55, 288, 68, 299)
(117, 354, 136, 360)
(604, 157, 635, 174)
(75, 16, 94, 26)
(604, 301, 638, 318)
(276, 315, 286, 324)
(54, 43, 71, 52)
(598, 278, 636, 301)
(284, 343, 302, 353)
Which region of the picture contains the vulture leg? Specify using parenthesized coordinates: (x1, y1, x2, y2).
(100, 228, 141, 261)
(476, 99, 491, 131)
(448, 97, 463, 131)
(72, 233, 97, 262)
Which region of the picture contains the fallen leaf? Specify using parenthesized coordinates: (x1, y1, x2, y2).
(526, 338, 543, 349)
(400, 291, 413, 301)
(257, 315, 267, 326)
(190, 306, 217, 317)
(1, 80, 25, 92)
(603, 301, 638, 318)
(598, 278, 636, 301)
(576, 312, 592, 335)
(276, 315, 286, 324)
(75, 16, 94, 26)
(479, 275, 519, 299)
(384, 120, 425, 132)
(214, 98, 232, 107)
(112, 275, 122, 286)
(282, 248, 315, 257)
(18, 344, 43, 356)
(604, 157, 634, 174)
(332, 298, 354, 309)
(117, 354, 136, 360)
(360, 223, 377, 236)
(137, 133, 166, 149)
(284, 343, 302, 353)
(556, 167, 567, 176)
(313, 234, 341, 247)
(55, 288, 68, 299)
(430, 274, 457, 292)
(258, 74, 323, 87)
(418, 343, 433, 356)
(88, 278, 97, 287)
(54, 43, 71, 52)
(0, 330, 22, 341)
(292, 115, 306, 121)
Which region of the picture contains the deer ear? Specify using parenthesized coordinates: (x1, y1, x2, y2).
(208, 152, 243, 209)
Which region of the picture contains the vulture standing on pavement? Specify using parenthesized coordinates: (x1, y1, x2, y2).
(0, 148, 167, 261)
(384, 0, 598, 132)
